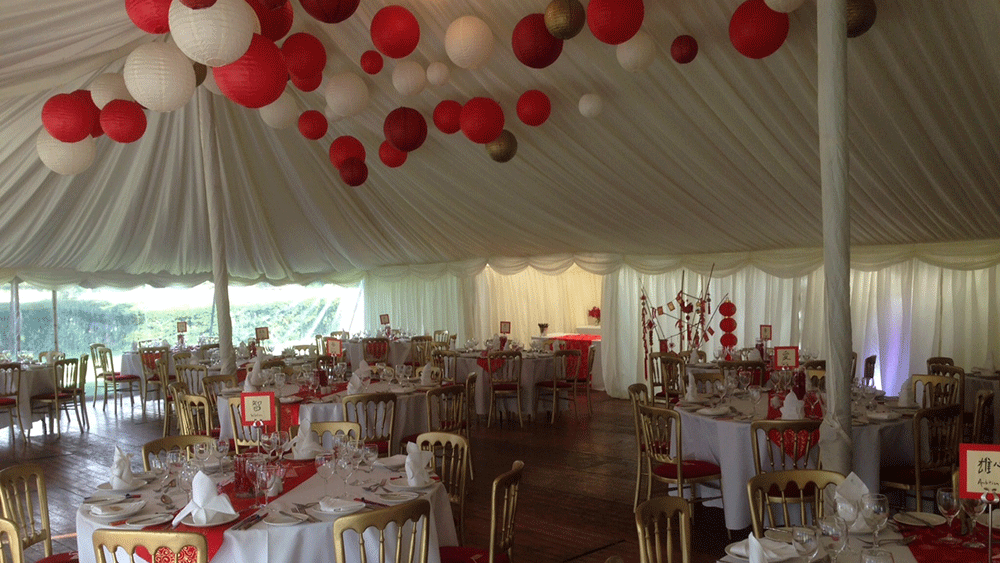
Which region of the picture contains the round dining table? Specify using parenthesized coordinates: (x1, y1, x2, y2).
(455, 351, 555, 418)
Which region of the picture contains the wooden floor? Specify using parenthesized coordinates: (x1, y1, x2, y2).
(1, 392, 740, 563)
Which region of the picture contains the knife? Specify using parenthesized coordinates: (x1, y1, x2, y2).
(354, 497, 390, 508)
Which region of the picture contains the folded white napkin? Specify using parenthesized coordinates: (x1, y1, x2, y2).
(110, 446, 136, 490)
(747, 349, 762, 362)
(740, 533, 798, 563)
(353, 360, 371, 380)
(288, 427, 325, 458)
(780, 393, 805, 419)
(375, 454, 408, 470)
(346, 373, 364, 395)
(91, 499, 143, 516)
(834, 472, 870, 532)
(685, 371, 699, 401)
(319, 496, 365, 513)
(171, 471, 236, 526)
(404, 442, 433, 487)
(420, 363, 435, 385)
(897, 376, 915, 407)
(238, 341, 249, 357)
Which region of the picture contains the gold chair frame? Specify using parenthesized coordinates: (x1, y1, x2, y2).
(485, 350, 523, 428)
(747, 469, 845, 537)
(417, 431, 469, 544)
(926, 356, 955, 373)
(970, 389, 994, 444)
(226, 395, 282, 453)
(487, 460, 524, 563)
(361, 338, 391, 365)
(175, 364, 208, 398)
(0, 363, 25, 444)
(0, 516, 24, 563)
(535, 349, 581, 423)
(175, 392, 213, 437)
(718, 361, 768, 387)
(0, 464, 55, 559)
(332, 499, 431, 563)
(750, 419, 822, 474)
(637, 404, 723, 507)
(648, 352, 685, 404)
(881, 403, 961, 512)
(912, 374, 961, 407)
(425, 384, 467, 436)
(635, 496, 692, 563)
(628, 383, 650, 509)
(431, 350, 459, 383)
(308, 421, 362, 445)
(93, 528, 208, 563)
(342, 392, 396, 456)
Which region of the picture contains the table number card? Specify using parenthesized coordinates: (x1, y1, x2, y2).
(325, 338, 343, 356)
(773, 346, 799, 368)
(240, 392, 276, 427)
(177, 321, 187, 333)
(959, 443, 1000, 498)
(255, 326, 269, 341)
(379, 314, 390, 325)
(760, 324, 772, 341)
(499, 321, 511, 334)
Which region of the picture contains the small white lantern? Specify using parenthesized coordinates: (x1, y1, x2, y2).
(324, 72, 369, 118)
(201, 69, 223, 94)
(36, 130, 96, 175)
(169, 0, 255, 67)
(392, 61, 426, 97)
(445, 16, 494, 70)
(90, 73, 134, 109)
(123, 42, 196, 112)
(259, 90, 298, 129)
(426, 62, 450, 87)
(616, 30, 656, 72)
(579, 93, 604, 118)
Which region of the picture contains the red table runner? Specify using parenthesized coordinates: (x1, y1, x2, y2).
(902, 520, 1000, 562)
(554, 334, 599, 379)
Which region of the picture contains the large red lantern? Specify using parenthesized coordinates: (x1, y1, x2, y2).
(69, 90, 102, 138)
(587, 0, 644, 45)
(290, 71, 322, 92)
(460, 97, 504, 144)
(329, 135, 366, 168)
(298, 110, 327, 140)
(126, 0, 171, 34)
(213, 34, 288, 108)
(179, 0, 218, 8)
(299, 0, 359, 24)
(370, 5, 420, 59)
(339, 157, 368, 186)
(245, 0, 294, 42)
(360, 50, 384, 75)
(516, 90, 551, 126)
(671, 35, 698, 64)
(432, 100, 462, 134)
(42, 93, 96, 143)
(100, 100, 147, 143)
(281, 33, 326, 79)
(383, 107, 427, 152)
(729, 0, 789, 59)
(379, 140, 407, 168)
(512, 14, 563, 69)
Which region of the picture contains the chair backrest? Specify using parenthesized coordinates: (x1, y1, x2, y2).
(175, 364, 208, 396)
(690, 370, 724, 395)
(93, 528, 208, 563)
(416, 432, 468, 525)
(141, 435, 217, 471)
(433, 330, 450, 344)
(929, 365, 965, 403)
(862, 354, 877, 384)
(172, 351, 193, 366)
(588, 344, 597, 381)
(292, 344, 316, 357)
(971, 389, 994, 444)
(678, 349, 707, 363)
(913, 403, 962, 474)
(927, 356, 955, 373)
(747, 469, 845, 537)
(635, 496, 692, 563)
(0, 516, 24, 563)
(636, 404, 682, 476)
(97, 347, 116, 376)
(139, 346, 170, 379)
(78, 354, 89, 391)
(175, 392, 213, 436)
(485, 350, 522, 385)
(912, 374, 961, 407)
(718, 360, 768, 387)
(261, 358, 286, 370)
(802, 360, 825, 370)
(201, 374, 237, 411)
(89, 343, 105, 380)
(332, 499, 431, 563)
(488, 460, 524, 563)
(648, 352, 685, 401)
(342, 392, 397, 450)
(750, 419, 822, 473)
(464, 372, 478, 425)
(425, 384, 466, 434)
(0, 363, 21, 399)
(309, 421, 362, 446)
(410, 336, 434, 366)
(361, 338, 391, 364)
(331, 331, 351, 340)
(805, 369, 825, 390)
(431, 350, 459, 383)
(0, 464, 52, 557)
(552, 349, 582, 384)
(53, 357, 79, 392)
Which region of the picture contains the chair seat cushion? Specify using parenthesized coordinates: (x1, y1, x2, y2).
(374, 440, 390, 455)
(491, 383, 518, 391)
(37, 551, 79, 563)
(652, 459, 721, 479)
(881, 465, 952, 488)
(0, 397, 16, 406)
(536, 381, 573, 389)
(32, 392, 74, 401)
(440, 546, 509, 563)
(110, 373, 140, 382)
(401, 432, 420, 446)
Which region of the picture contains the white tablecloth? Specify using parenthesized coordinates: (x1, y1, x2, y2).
(455, 352, 555, 417)
(5, 364, 53, 430)
(76, 466, 456, 563)
(120, 351, 176, 380)
(343, 340, 413, 368)
(675, 400, 912, 531)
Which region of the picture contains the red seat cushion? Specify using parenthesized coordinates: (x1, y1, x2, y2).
(31, 392, 74, 401)
(374, 440, 390, 455)
(0, 397, 15, 406)
(440, 546, 510, 563)
(110, 373, 140, 382)
(401, 433, 420, 446)
(38, 551, 79, 563)
(652, 459, 721, 479)
(536, 381, 573, 388)
(491, 383, 518, 391)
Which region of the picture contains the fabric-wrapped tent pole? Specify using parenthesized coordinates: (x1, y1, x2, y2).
(198, 92, 235, 375)
(818, 0, 853, 475)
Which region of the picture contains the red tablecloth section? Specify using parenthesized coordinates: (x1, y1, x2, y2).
(902, 520, 1000, 562)
(554, 334, 599, 379)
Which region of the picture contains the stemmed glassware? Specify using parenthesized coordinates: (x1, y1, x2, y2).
(791, 527, 819, 561)
(861, 493, 889, 548)
(256, 463, 284, 510)
(178, 462, 198, 505)
(936, 487, 962, 544)
(960, 496, 987, 548)
(215, 438, 230, 458)
(273, 430, 290, 464)
(818, 515, 848, 563)
(333, 454, 352, 497)
(747, 385, 763, 418)
(358, 443, 379, 485)
(315, 454, 336, 496)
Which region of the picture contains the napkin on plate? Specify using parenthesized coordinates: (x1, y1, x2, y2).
(171, 471, 237, 527)
(897, 376, 915, 407)
(779, 393, 805, 420)
(741, 533, 798, 563)
(404, 442, 433, 487)
(110, 446, 136, 490)
(346, 373, 363, 395)
(237, 341, 249, 357)
(685, 371, 699, 402)
(319, 496, 365, 513)
(375, 454, 407, 470)
(287, 428, 325, 459)
(834, 472, 870, 532)
(420, 363, 435, 386)
(353, 361, 371, 380)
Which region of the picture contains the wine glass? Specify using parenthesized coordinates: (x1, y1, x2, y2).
(818, 515, 848, 563)
(791, 527, 819, 561)
(333, 455, 352, 497)
(960, 496, 987, 548)
(315, 454, 335, 495)
(747, 385, 763, 418)
(193, 442, 212, 465)
(359, 443, 379, 485)
(273, 430, 290, 463)
(261, 432, 279, 460)
(215, 438, 230, 458)
(256, 463, 282, 509)
(936, 487, 962, 544)
(178, 462, 198, 505)
(861, 493, 889, 548)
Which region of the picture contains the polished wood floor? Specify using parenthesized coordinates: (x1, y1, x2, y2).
(1, 392, 738, 563)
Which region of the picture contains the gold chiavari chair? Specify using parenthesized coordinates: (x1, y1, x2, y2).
(175, 392, 213, 437)
(718, 360, 768, 387)
(361, 338, 390, 365)
(928, 364, 965, 405)
(433, 330, 450, 346)
(342, 392, 396, 456)
(690, 371, 724, 395)
(139, 345, 170, 414)
(969, 389, 994, 444)
(747, 469, 845, 537)
(439, 460, 524, 563)
(635, 496, 693, 563)
(425, 384, 467, 436)
(535, 349, 582, 423)
(485, 350, 523, 428)
(172, 350, 193, 366)
(333, 499, 431, 563)
(409, 336, 434, 367)
(881, 403, 961, 512)
(431, 350, 459, 383)
(226, 395, 281, 453)
(802, 360, 825, 370)
(98, 346, 144, 416)
(141, 435, 217, 471)
(0, 464, 77, 563)
(308, 421, 362, 447)
(292, 344, 316, 357)
(628, 383, 651, 509)
(637, 404, 723, 508)
(751, 420, 822, 474)
(926, 356, 955, 373)
(0, 516, 25, 563)
(175, 364, 208, 397)
(464, 372, 479, 430)
(74, 354, 90, 429)
(678, 349, 707, 363)
(157, 361, 178, 437)
(0, 363, 23, 444)
(201, 373, 237, 414)
(912, 374, 961, 407)
(648, 352, 685, 405)
(417, 431, 470, 544)
(93, 528, 208, 563)
(30, 357, 83, 436)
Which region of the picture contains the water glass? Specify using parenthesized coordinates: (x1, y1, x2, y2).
(936, 487, 962, 544)
(818, 515, 848, 562)
(315, 453, 336, 496)
(791, 527, 819, 560)
(747, 385, 763, 418)
(861, 493, 889, 547)
(215, 438, 230, 458)
(960, 496, 987, 548)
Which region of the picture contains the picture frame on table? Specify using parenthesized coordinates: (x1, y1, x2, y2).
(499, 321, 511, 334)
(380, 313, 390, 325)
(958, 443, 1000, 499)
(759, 324, 772, 341)
(177, 321, 187, 333)
(240, 392, 276, 427)
(255, 326, 270, 341)
(773, 346, 799, 368)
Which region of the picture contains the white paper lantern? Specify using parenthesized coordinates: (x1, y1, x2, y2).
(259, 90, 298, 128)
(579, 93, 603, 117)
(392, 61, 426, 97)
(169, 0, 255, 67)
(426, 62, 450, 86)
(36, 130, 96, 175)
(616, 30, 656, 72)
(445, 16, 494, 70)
(90, 74, 134, 109)
(323, 105, 343, 123)
(765, 0, 807, 12)
(324, 72, 369, 117)
(123, 42, 196, 112)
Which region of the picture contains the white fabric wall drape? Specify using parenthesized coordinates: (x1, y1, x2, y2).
(364, 273, 468, 342)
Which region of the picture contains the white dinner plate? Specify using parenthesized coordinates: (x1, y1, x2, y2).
(377, 491, 420, 504)
(867, 410, 901, 421)
(724, 537, 823, 563)
(696, 406, 730, 417)
(82, 493, 126, 507)
(763, 527, 794, 543)
(126, 512, 174, 526)
(977, 511, 1000, 528)
(90, 500, 146, 519)
(893, 511, 945, 527)
(374, 455, 407, 471)
(180, 512, 240, 528)
(307, 503, 365, 520)
(97, 479, 148, 492)
(386, 476, 438, 491)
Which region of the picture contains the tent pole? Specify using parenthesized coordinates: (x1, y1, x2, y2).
(199, 91, 235, 375)
(818, 0, 853, 475)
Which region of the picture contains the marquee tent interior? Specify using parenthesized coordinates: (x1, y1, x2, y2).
(2, 0, 999, 398)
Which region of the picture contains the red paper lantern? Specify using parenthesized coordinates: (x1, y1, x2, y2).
(299, 0, 359, 24)
(100, 100, 147, 143)
(379, 140, 407, 168)
(42, 93, 95, 143)
(370, 5, 420, 59)
(91, 119, 104, 138)
(281, 33, 326, 79)
(432, 100, 462, 134)
(360, 50, 384, 75)
(587, 0, 644, 45)
(383, 107, 427, 152)
(179, 0, 218, 8)
(729, 0, 789, 59)
(258, 0, 285, 8)
(125, 0, 171, 34)
(290, 72, 322, 92)
(516, 90, 551, 126)
(329, 135, 366, 168)
(298, 110, 327, 140)
(69, 90, 101, 136)
(246, 0, 294, 42)
(339, 157, 368, 186)
(671, 35, 698, 64)
(720, 333, 738, 348)
(719, 317, 737, 333)
(460, 97, 504, 144)
(512, 14, 563, 69)
(719, 301, 737, 317)
(213, 34, 288, 108)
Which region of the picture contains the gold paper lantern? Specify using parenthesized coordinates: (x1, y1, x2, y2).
(486, 130, 517, 163)
(544, 0, 585, 40)
(846, 0, 876, 38)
